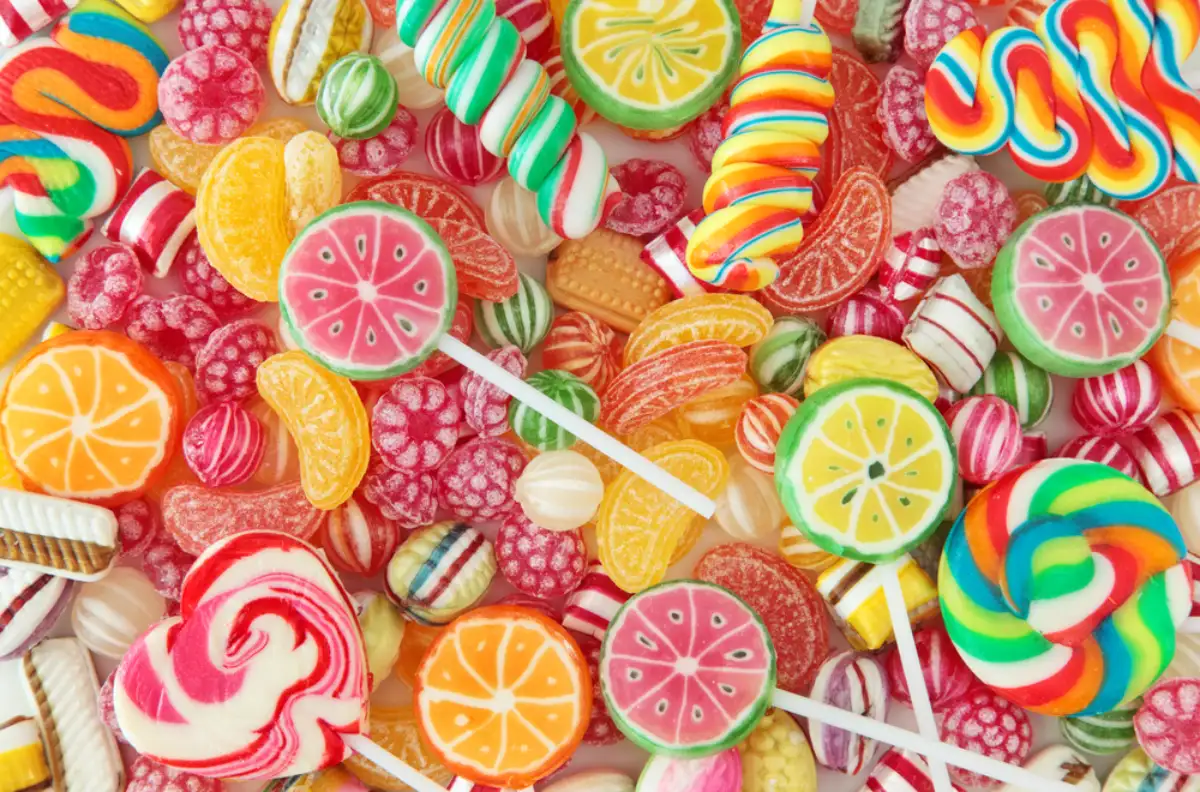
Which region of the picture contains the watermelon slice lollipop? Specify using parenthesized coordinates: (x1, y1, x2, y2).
(993, 205, 1170, 377)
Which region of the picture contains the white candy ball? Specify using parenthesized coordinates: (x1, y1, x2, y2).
(514, 450, 604, 532)
(71, 567, 166, 659)
(714, 454, 785, 542)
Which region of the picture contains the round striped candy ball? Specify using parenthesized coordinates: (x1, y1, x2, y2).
(826, 283, 905, 342)
(1055, 435, 1142, 482)
(748, 316, 826, 396)
(968, 350, 1054, 429)
(509, 369, 600, 451)
(541, 311, 622, 395)
(1060, 701, 1138, 755)
(735, 393, 799, 473)
(944, 395, 1022, 485)
(475, 272, 554, 353)
(1071, 360, 1162, 436)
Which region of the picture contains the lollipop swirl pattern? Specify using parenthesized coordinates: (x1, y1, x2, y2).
(939, 459, 1193, 717)
(0, 0, 168, 261)
(112, 532, 369, 780)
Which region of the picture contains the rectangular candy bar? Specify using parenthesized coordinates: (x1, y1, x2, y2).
(816, 554, 938, 651)
(0, 490, 117, 581)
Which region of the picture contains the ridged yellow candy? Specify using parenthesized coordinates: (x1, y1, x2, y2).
(268, 0, 373, 105)
(803, 336, 938, 401)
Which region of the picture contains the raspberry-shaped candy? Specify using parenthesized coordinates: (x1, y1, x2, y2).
(496, 511, 587, 598)
(575, 634, 623, 745)
(194, 319, 278, 403)
(67, 244, 145, 329)
(97, 672, 126, 744)
(436, 437, 527, 521)
(177, 0, 273, 68)
(115, 498, 162, 558)
(158, 45, 265, 145)
(903, 0, 979, 69)
(939, 689, 1033, 789)
(361, 456, 437, 527)
(934, 171, 1017, 270)
(372, 377, 462, 472)
(879, 65, 938, 163)
(461, 346, 528, 437)
(127, 755, 222, 792)
(140, 537, 197, 601)
(329, 105, 419, 177)
(182, 401, 265, 487)
(177, 233, 262, 318)
(605, 158, 687, 237)
(688, 101, 728, 172)
(124, 294, 220, 370)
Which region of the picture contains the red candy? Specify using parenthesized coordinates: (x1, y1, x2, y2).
(98, 672, 125, 744)
(575, 634, 623, 746)
(688, 100, 728, 172)
(605, 158, 687, 237)
(1056, 435, 1143, 481)
(879, 228, 943, 302)
(435, 436, 526, 521)
(425, 106, 505, 187)
(177, 0, 273, 68)
(161, 481, 326, 555)
(944, 395, 1023, 485)
(496, 592, 561, 621)
(496, 511, 587, 599)
(1071, 360, 1163, 436)
(140, 537, 196, 601)
(934, 171, 1016, 270)
(372, 376, 462, 472)
(177, 232, 262, 318)
(157, 44, 265, 145)
(115, 498, 162, 558)
(329, 105, 419, 177)
(409, 296, 474, 380)
(361, 456, 438, 527)
(496, 0, 553, 63)
(903, 0, 980, 70)
(428, 218, 519, 303)
(67, 243, 145, 330)
(461, 346, 528, 437)
(194, 318, 278, 403)
(1014, 432, 1048, 466)
(541, 312, 623, 396)
(826, 282, 906, 341)
(879, 64, 938, 163)
(321, 493, 403, 578)
(123, 294, 220, 370)
(182, 401, 265, 488)
(939, 690, 1033, 789)
(818, 50, 893, 199)
(885, 623, 976, 710)
(735, 393, 799, 473)
(1134, 677, 1200, 774)
(127, 755, 222, 792)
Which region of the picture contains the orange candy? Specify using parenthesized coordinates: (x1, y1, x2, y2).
(676, 374, 759, 446)
(394, 621, 444, 688)
(343, 705, 452, 792)
(1149, 248, 1200, 411)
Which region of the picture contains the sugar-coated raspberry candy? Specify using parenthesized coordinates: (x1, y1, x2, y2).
(542, 312, 623, 396)
(879, 64, 938, 163)
(496, 511, 587, 598)
(944, 395, 1023, 484)
(436, 436, 527, 522)
(178, 0, 273, 68)
(904, 0, 979, 69)
(177, 233, 262, 318)
(67, 244, 144, 329)
(735, 393, 799, 474)
(939, 689, 1033, 789)
(408, 296, 475, 380)
(115, 498, 162, 558)
(885, 623, 976, 710)
(158, 45, 265, 145)
(574, 634, 623, 746)
(1134, 677, 1200, 773)
(1072, 360, 1163, 436)
(934, 170, 1016, 270)
(461, 346, 528, 437)
(1056, 435, 1143, 481)
(123, 294, 220, 370)
(322, 492, 403, 578)
(194, 318, 278, 403)
(826, 282, 906, 342)
(127, 755, 222, 792)
(372, 377, 462, 472)
(605, 159, 687, 237)
(182, 401, 265, 488)
(361, 456, 437, 527)
(98, 672, 125, 744)
(688, 100, 728, 172)
(879, 228, 942, 302)
(329, 105, 419, 177)
(426, 106, 505, 187)
(496, 0, 553, 63)
(140, 537, 197, 601)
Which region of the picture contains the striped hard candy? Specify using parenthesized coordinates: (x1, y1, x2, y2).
(385, 521, 496, 625)
(1061, 700, 1139, 755)
(778, 522, 836, 572)
(809, 650, 889, 775)
(903, 274, 1001, 393)
(968, 350, 1054, 429)
(1071, 360, 1162, 437)
(321, 493, 402, 578)
(943, 395, 1022, 485)
(864, 748, 964, 792)
(748, 316, 825, 397)
(1101, 746, 1200, 792)
(878, 228, 942, 302)
(1013, 432, 1048, 466)
(1055, 435, 1142, 482)
(475, 271, 553, 353)
(1124, 410, 1200, 496)
(513, 450, 604, 532)
(735, 393, 799, 473)
(509, 370, 599, 451)
(561, 561, 628, 640)
(884, 623, 976, 710)
(315, 52, 398, 140)
(712, 455, 785, 543)
(825, 283, 905, 342)
(541, 311, 623, 396)
(181, 401, 265, 488)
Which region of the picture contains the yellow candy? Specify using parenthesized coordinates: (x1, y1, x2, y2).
(676, 373, 758, 446)
(269, 0, 373, 105)
(343, 706, 452, 792)
(0, 442, 22, 491)
(256, 351, 370, 510)
(284, 132, 343, 233)
(738, 710, 818, 792)
(0, 718, 50, 792)
(622, 412, 692, 451)
(111, 0, 177, 22)
(816, 554, 939, 651)
(624, 293, 773, 365)
(39, 322, 73, 341)
(150, 118, 309, 195)
(779, 523, 836, 572)
(0, 234, 64, 367)
(262, 767, 364, 791)
(803, 336, 939, 402)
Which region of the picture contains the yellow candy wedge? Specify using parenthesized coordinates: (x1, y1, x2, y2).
(624, 293, 773, 365)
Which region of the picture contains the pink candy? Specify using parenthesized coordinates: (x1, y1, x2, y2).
(116, 499, 162, 558)
(182, 401, 265, 488)
(177, 0, 273, 68)
(177, 232, 262, 318)
(495, 0, 553, 63)
(879, 228, 942, 302)
(1135, 677, 1200, 774)
(939, 689, 1033, 789)
(640, 208, 722, 299)
(126, 755, 222, 792)
(361, 456, 437, 527)
(140, 536, 196, 601)
(1013, 432, 1048, 466)
(461, 346, 528, 437)
(322, 493, 403, 578)
(1056, 434, 1143, 481)
(944, 395, 1022, 484)
(495, 511, 587, 598)
(101, 169, 196, 278)
(123, 294, 220, 370)
(879, 65, 938, 163)
(934, 171, 1016, 270)
(884, 623, 976, 710)
(605, 158, 687, 237)
(1071, 360, 1163, 436)
(435, 436, 526, 521)
(1124, 409, 1200, 496)
(575, 634, 623, 745)
(67, 243, 145, 329)
(194, 318, 278, 403)
(561, 560, 629, 640)
(826, 282, 906, 341)
(426, 106, 505, 187)
(371, 377, 461, 472)
(329, 105, 419, 177)
(903, 0, 979, 69)
(688, 101, 727, 172)
(157, 44, 265, 145)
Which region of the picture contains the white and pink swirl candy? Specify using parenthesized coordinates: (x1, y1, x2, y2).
(182, 401, 265, 488)
(112, 531, 369, 780)
(809, 650, 889, 775)
(943, 395, 1022, 485)
(1055, 435, 1143, 482)
(1071, 360, 1162, 436)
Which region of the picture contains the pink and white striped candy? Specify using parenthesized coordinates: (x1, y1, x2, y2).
(181, 401, 265, 488)
(1124, 410, 1200, 496)
(735, 393, 799, 473)
(1055, 435, 1143, 482)
(0, 0, 76, 46)
(864, 748, 964, 792)
(826, 283, 906, 342)
(878, 228, 942, 302)
(902, 274, 1001, 393)
(100, 169, 196, 279)
(640, 208, 723, 299)
(1185, 553, 1200, 623)
(1013, 432, 1048, 467)
(810, 650, 889, 775)
(1071, 360, 1162, 437)
(561, 560, 629, 640)
(943, 395, 1022, 485)
(321, 494, 402, 578)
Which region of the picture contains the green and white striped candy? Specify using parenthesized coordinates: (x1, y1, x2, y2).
(475, 272, 553, 353)
(967, 350, 1054, 429)
(1044, 175, 1117, 208)
(748, 316, 826, 397)
(509, 369, 599, 450)
(1060, 701, 1139, 755)
(316, 53, 398, 140)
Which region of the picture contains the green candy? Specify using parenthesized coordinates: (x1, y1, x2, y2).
(1060, 701, 1139, 755)
(748, 316, 826, 396)
(508, 95, 577, 192)
(475, 271, 553, 352)
(967, 350, 1054, 429)
(316, 53, 398, 140)
(1044, 174, 1118, 207)
(853, 0, 906, 62)
(445, 18, 523, 125)
(396, 0, 440, 46)
(509, 369, 600, 451)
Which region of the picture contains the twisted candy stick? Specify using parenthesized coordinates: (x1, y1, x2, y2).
(0, 0, 167, 262)
(684, 0, 834, 292)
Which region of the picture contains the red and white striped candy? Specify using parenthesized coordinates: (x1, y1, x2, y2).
(1185, 553, 1200, 624)
(321, 494, 402, 578)
(864, 748, 963, 792)
(561, 560, 629, 640)
(1071, 360, 1162, 436)
(448, 776, 532, 792)
(943, 395, 1022, 485)
(903, 274, 1001, 393)
(1055, 434, 1143, 482)
(878, 228, 942, 302)
(1013, 432, 1048, 467)
(1125, 409, 1200, 496)
(0, 0, 76, 45)
(826, 282, 906, 342)
(181, 401, 264, 488)
(735, 393, 799, 473)
(640, 208, 723, 299)
(101, 169, 196, 279)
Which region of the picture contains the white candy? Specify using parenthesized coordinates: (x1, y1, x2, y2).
(513, 450, 604, 532)
(70, 567, 166, 659)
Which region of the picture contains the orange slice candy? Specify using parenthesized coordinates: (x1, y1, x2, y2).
(0, 331, 184, 506)
(1149, 247, 1200, 411)
(415, 606, 590, 788)
(623, 293, 773, 365)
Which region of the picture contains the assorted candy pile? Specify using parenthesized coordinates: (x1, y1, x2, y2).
(3, 0, 1200, 789)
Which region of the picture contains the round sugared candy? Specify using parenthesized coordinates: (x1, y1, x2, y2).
(71, 567, 167, 659)
(879, 64, 937, 163)
(127, 755, 223, 792)
(116, 499, 162, 558)
(67, 244, 145, 329)
(176, 232, 262, 319)
(371, 377, 461, 472)
(461, 346, 529, 437)
(436, 437, 527, 522)
(158, 45, 265, 145)
(737, 709, 816, 792)
(194, 318, 278, 404)
(385, 521, 496, 624)
(826, 283, 905, 342)
(1134, 677, 1200, 773)
(321, 494, 403, 578)
(605, 159, 687, 237)
(496, 511, 587, 598)
(567, 636, 622, 747)
(1060, 701, 1139, 756)
(1072, 360, 1163, 436)
(809, 651, 889, 774)
(968, 350, 1055, 429)
(885, 623, 975, 711)
(476, 272, 554, 353)
(514, 450, 605, 532)
(123, 294, 220, 370)
(934, 171, 1016, 270)
(637, 749, 742, 792)
(497, 0, 554, 62)
(487, 176, 562, 256)
(509, 370, 600, 451)
(688, 100, 727, 172)
(542, 311, 623, 396)
(943, 395, 1023, 485)
(425, 106, 505, 187)
(181, 401, 265, 488)
(328, 104, 418, 177)
(361, 457, 436, 527)
(316, 53, 398, 140)
(713, 456, 786, 543)
(735, 393, 799, 474)
(879, 228, 942, 303)
(748, 317, 826, 397)
(139, 537, 196, 602)
(939, 689, 1033, 788)
(1055, 435, 1143, 481)
(177, 0, 273, 67)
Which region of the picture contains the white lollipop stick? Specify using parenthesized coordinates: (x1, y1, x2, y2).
(797, 0, 819, 27)
(436, 335, 717, 518)
(1167, 319, 1200, 349)
(345, 734, 450, 792)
